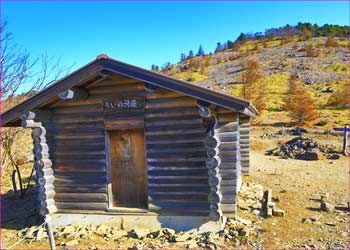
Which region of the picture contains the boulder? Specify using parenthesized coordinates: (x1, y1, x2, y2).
(321, 202, 335, 213)
(272, 208, 285, 217)
(66, 239, 79, 246)
(300, 151, 319, 161)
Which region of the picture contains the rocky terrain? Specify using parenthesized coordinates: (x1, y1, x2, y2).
(196, 37, 349, 90)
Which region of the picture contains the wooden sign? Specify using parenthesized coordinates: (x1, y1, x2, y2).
(104, 98, 144, 113)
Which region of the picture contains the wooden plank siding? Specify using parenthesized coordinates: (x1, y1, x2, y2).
(239, 114, 250, 175)
(145, 89, 210, 216)
(215, 107, 241, 217)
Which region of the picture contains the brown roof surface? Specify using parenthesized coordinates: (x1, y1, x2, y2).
(2, 55, 258, 126)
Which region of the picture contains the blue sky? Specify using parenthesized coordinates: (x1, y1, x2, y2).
(2, 1, 349, 73)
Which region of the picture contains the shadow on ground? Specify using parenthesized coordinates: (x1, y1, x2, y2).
(2, 185, 42, 230)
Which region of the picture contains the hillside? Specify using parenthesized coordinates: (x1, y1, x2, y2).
(156, 26, 349, 128)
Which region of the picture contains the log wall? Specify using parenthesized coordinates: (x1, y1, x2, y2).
(47, 76, 145, 212)
(33, 74, 249, 218)
(145, 89, 210, 216)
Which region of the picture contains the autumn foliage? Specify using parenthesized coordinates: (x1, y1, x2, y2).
(240, 60, 266, 111)
(285, 74, 317, 124)
(328, 80, 350, 108)
(325, 36, 339, 47)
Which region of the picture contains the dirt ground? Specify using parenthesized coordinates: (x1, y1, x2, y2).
(1, 127, 349, 249)
(246, 128, 349, 249)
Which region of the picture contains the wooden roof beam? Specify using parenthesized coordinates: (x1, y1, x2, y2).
(58, 88, 88, 100)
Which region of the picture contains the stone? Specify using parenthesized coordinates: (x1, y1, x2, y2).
(176, 232, 191, 242)
(66, 239, 79, 246)
(62, 225, 75, 235)
(300, 151, 319, 161)
(239, 228, 250, 236)
(35, 228, 46, 241)
(186, 239, 198, 249)
(163, 228, 176, 236)
(111, 229, 126, 239)
(272, 208, 285, 217)
(321, 202, 335, 213)
(325, 222, 336, 227)
(272, 196, 280, 202)
(341, 232, 348, 237)
(320, 193, 329, 201)
(310, 215, 322, 222)
(302, 218, 312, 224)
(134, 228, 150, 239)
(96, 224, 109, 234)
(149, 230, 162, 238)
(236, 217, 252, 226)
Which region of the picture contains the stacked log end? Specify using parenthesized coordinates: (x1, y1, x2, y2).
(198, 103, 222, 221)
(21, 111, 57, 216)
(239, 114, 250, 176)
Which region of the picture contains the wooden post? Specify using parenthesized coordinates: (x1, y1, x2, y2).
(343, 126, 349, 156)
(333, 126, 349, 156)
(45, 215, 56, 250)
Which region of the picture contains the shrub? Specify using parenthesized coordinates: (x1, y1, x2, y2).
(325, 37, 339, 47)
(316, 120, 328, 126)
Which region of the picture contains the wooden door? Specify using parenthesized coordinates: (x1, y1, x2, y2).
(109, 129, 147, 208)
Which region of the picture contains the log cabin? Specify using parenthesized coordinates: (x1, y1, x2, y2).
(2, 55, 258, 231)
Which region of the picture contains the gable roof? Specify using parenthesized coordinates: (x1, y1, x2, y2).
(2, 55, 258, 126)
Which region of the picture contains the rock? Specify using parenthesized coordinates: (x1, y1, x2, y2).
(63, 225, 76, 235)
(300, 151, 319, 161)
(272, 196, 280, 202)
(272, 208, 285, 217)
(238, 227, 250, 236)
(66, 239, 79, 246)
(186, 239, 198, 249)
(111, 229, 126, 239)
(149, 230, 162, 238)
(176, 232, 191, 242)
(163, 228, 176, 236)
(325, 222, 336, 226)
(326, 154, 340, 160)
(341, 232, 348, 237)
(321, 202, 335, 213)
(96, 224, 109, 234)
(302, 218, 312, 224)
(134, 228, 149, 239)
(35, 228, 45, 241)
(236, 217, 252, 226)
(320, 193, 329, 201)
(310, 215, 322, 222)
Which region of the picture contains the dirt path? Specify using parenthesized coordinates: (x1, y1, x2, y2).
(248, 147, 349, 248)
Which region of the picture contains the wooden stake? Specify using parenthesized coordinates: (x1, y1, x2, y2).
(45, 215, 56, 250)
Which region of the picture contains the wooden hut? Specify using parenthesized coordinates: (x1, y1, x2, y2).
(2, 55, 258, 230)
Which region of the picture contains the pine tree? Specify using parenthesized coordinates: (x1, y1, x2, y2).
(188, 50, 194, 59)
(180, 53, 187, 62)
(151, 64, 159, 72)
(214, 42, 222, 53)
(196, 45, 205, 56)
